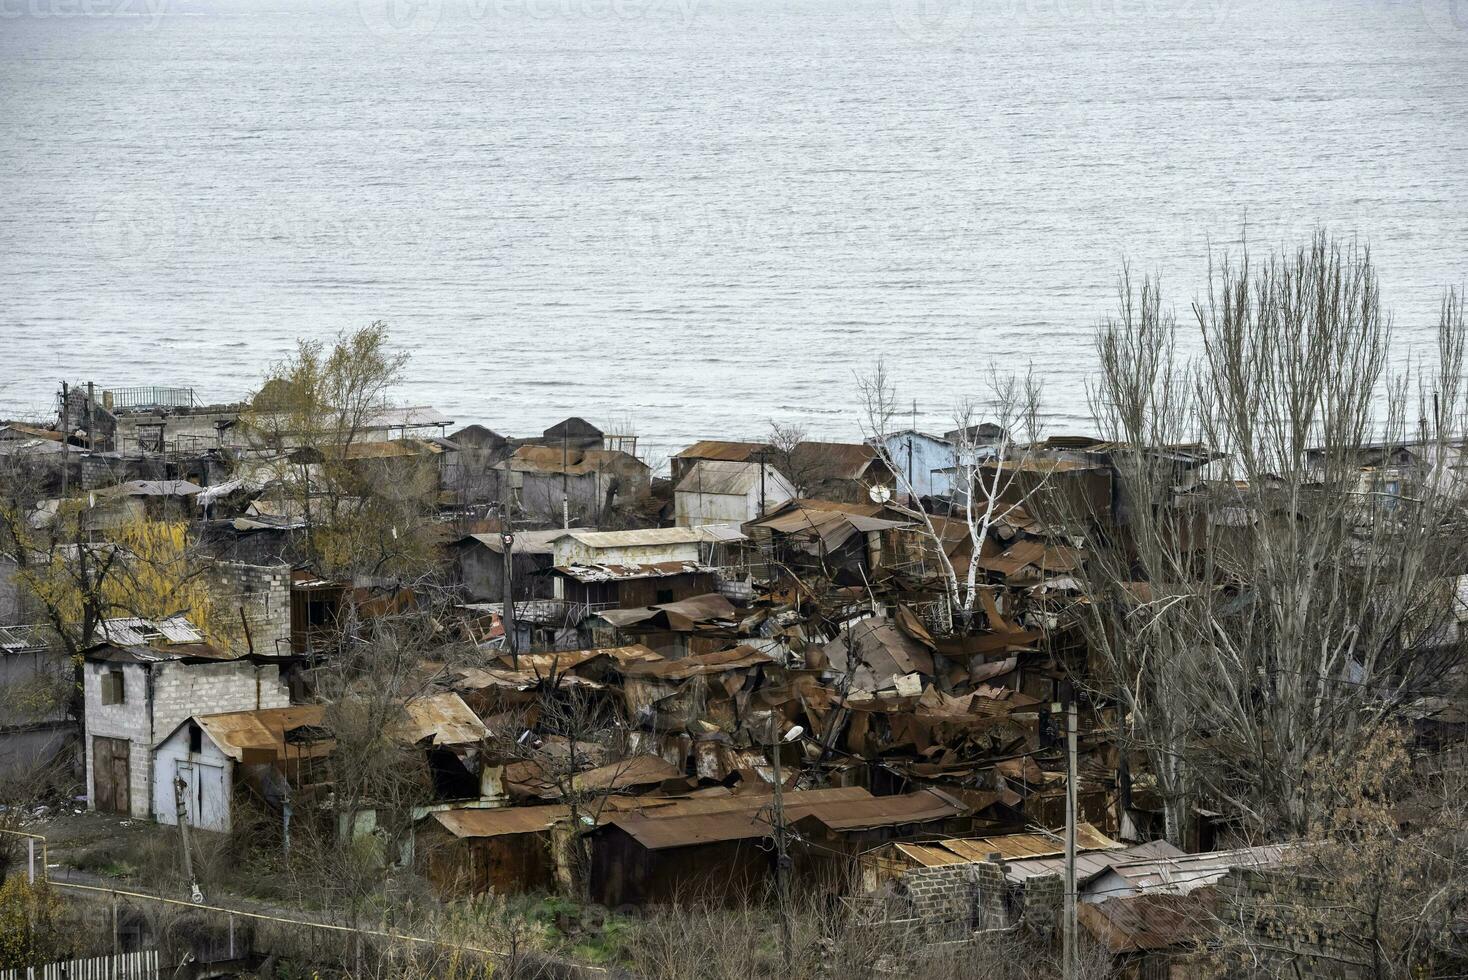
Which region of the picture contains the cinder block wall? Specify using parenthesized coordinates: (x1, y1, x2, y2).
(205, 561, 291, 656)
(1020, 873, 1064, 939)
(85, 659, 289, 820)
(1215, 867, 1372, 978)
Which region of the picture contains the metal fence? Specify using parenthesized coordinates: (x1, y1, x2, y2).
(98, 387, 197, 412)
(0, 950, 159, 980)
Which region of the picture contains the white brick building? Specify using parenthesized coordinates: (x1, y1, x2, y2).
(83, 639, 290, 820)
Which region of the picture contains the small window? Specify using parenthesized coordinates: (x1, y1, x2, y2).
(101, 668, 126, 706)
(655, 588, 674, 605)
(188, 724, 203, 755)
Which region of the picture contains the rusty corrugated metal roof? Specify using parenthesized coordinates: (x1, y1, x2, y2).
(605, 788, 964, 850)
(617, 645, 772, 679)
(1077, 890, 1217, 953)
(398, 692, 490, 746)
(194, 704, 332, 762)
(935, 823, 1121, 862)
(674, 440, 772, 462)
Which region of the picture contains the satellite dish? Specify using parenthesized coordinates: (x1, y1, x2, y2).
(868, 484, 893, 504)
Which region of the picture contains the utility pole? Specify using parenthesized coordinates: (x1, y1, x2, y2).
(757, 447, 767, 517)
(769, 717, 794, 971)
(60, 381, 70, 498)
(500, 474, 518, 669)
(1063, 698, 1078, 980)
(561, 430, 570, 530)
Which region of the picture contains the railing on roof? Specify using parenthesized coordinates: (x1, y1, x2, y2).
(100, 386, 198, 412)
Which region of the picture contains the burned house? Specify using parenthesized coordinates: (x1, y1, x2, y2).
(498, 446, 650, 525)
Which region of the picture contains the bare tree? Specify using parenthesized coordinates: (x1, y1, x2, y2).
(858, 360, 1050, 627)
(1063, 234, 1468, 841)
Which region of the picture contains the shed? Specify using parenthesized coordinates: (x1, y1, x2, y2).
(453, 528, 561, 602)
(674, 460, 797, 527)
(588, 786, 968, 906)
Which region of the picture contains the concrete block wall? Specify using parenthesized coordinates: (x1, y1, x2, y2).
(902, 864, 979, 930)
(1214, 868, 1372, 979)
(1020, 872, 1064, 939)
(84, 662, 154, 818)
(151, 660, 289, 745)
(205, 561, 291, 656)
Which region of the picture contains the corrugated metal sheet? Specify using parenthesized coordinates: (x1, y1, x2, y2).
(551, 560, 713, 583)
(605, 787, 961, 851)
(0, 624, 53, 653)
(937, 822, 1121, 862)
(617, 645, 771, 679)
(506, 446, 645, 476)
(1077, 891, 1217, 953)
(98, 616, 205, 646)
(674, 441, 771, 462)
(554, 526, 746, 548)
(399, 692, 491, 746)
(789, 441, 880, 481)
(195, 705, 332, 762)
(432, 805, 570, 839)
(1003, 839, 1184, 883)
(674, 460, 770, 496)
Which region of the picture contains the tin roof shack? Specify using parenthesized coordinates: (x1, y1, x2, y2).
(156, 692, 490, 836)
(417, 793, 686, 900)
(586, 786, 969, 907)
(675, 460, 797, 528)
(744, 499, 912, 584)
(594, 593, 746, 659)
(82, 627, 292, 820)
(90, 479, 203, 524)
(153, 704, 337, 835)
(498, 446, 650, 526)
(785, 441, 897, 504)
(452, 529, 561, 603)
(549, 562, 719, 612)
(0, 624, 74, 783)
(671, 441, 774, 484)
(871, 430, 956, 500)
(418, 804, 567, 899)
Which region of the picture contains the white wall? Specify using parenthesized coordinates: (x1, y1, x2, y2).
(153, 722, 234, 833)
